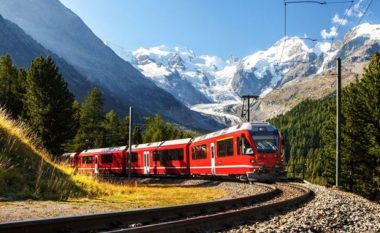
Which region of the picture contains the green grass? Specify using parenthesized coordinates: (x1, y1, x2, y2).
(0, 108, 224, 205)
(0, 108, 84, 200)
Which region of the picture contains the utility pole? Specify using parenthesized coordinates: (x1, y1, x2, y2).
(128, 106, 133, 181)
(336, 57, 341, 188)
(241, 95, 259, 122)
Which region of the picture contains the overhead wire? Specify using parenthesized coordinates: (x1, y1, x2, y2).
(277, 0, 287, 66)
(331, 0, 355, 43)
(328, 0, 374, 61)
(285, 0, 353, 4)
(278, 0, 355, 66)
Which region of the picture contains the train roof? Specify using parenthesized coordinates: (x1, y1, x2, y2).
(132, 138, 192, 150)
(80, 146, 127, 154)
(192, 122, 275, 142)
(61, 152, 77, 158)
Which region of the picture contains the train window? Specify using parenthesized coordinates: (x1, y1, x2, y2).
(192, 145, 207, 160)
(101, 154, 113, 164)
(237, 136, 254, 155)
(129, 152, 138, 162)
(217, 138, 233, 157)
(82, 156, 93, 164)
(153, 149, 184, 164)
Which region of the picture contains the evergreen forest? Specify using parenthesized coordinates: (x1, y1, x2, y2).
(270, 53, 380, 200)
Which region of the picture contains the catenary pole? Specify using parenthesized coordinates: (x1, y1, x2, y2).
(336, 57, 341, 187)
(128, 106, 132, 181)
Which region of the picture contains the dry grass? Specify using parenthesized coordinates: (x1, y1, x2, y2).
(57, 165, 223, 204)
(0, 108, 223, 205)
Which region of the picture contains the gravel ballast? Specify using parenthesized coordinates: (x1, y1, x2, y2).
(225, 183, 380, 233)
(0, 179, 269, 223)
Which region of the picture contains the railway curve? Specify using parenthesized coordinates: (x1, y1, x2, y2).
(0, 182, 313, 233)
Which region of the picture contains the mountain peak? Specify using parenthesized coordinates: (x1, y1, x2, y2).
(347, 23, 380, 41)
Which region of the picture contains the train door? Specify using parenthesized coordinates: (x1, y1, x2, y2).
(210, 143, 216, 175)
(94, 155, 99, 174)
(143, 151, 150, 175)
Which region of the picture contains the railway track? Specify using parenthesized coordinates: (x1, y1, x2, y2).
(0, 182, 313, 233)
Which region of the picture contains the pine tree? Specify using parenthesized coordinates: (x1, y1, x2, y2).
(23, 56, 75, 155)
(104, 110, 121, 147)
(69, 87, 105, 151)
(119, 116, 130, 145)
(142, 114, 167, 143)
(118, 116, 144, 145)
(132, 127, 143, 144)
(344, 52, 380, 199)
(141, 114, 192, 143)
(0, 55, 24, 117)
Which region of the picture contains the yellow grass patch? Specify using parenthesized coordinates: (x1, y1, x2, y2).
(0, 108, 224, 205)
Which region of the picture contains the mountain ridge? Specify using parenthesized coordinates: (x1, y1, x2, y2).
(0, 0, 223, 131)
(107, 23, 380, 124)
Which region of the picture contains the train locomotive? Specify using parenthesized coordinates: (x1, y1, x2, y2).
(67, 122, 285, 181)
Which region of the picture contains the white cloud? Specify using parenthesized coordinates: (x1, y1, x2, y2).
(318, 0, 368, 41)
(332, 13, 348, 26)
(321, 26, 338, 39)
(345, 0, 364, 18)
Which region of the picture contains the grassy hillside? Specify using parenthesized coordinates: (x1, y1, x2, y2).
(0, 108, 223, 202)
(0, 108, 85, 199)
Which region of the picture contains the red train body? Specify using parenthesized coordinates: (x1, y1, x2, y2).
(68, 122, 284, 180)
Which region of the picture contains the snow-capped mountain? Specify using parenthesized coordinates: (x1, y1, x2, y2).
(108, 37, 319, 107)
(105, 43, 241, 106)
(107, 23, 380, 125)
(232, 37, 317, 97)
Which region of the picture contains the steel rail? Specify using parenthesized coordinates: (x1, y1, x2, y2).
(0, 184, 279, 233)
(103, 184, 313, 233)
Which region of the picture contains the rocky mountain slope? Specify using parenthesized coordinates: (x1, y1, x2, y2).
(249, 23, 380, 121)
(0, 0, 222, 130)
(0, 15, 91, 102)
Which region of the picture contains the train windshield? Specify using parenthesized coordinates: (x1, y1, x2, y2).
(252, 135, 278, 153)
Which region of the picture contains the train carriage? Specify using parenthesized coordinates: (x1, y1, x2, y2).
(77, 146, 127, 175)
(131, 138, 191, 176)
(189, 122, 284, 180)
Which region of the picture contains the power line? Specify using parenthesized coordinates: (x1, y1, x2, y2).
(355, 0, 373, 26)
(329, 0, 374, 63)
(285, 0, 353, 4)
(332, 0, 354, 43)
(278, 0, 287, 66)
(279, 0, 355, 66)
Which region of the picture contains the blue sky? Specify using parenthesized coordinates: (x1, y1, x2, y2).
(60, 0, 379, 58)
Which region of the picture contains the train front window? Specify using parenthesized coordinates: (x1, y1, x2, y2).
(252, 135, 278, 153)
(237, 135, 254, 155)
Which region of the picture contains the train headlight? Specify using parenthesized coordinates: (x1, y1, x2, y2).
(250, 159, 256, 163)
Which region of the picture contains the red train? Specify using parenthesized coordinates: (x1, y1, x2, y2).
(67, 122, 285, 181)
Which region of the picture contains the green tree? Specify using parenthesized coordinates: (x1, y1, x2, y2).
(142, 114, 193, 143)
(119, 116, 143, 145)
(69, 87, 105, 151)
(343, 52, 380, 199)
(23, 56, 75, 155)
(104, 110, 121, 147)
(132, 126, 143, 144)
(0, 55, 25, 117)
(142, 114, 167, 143)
